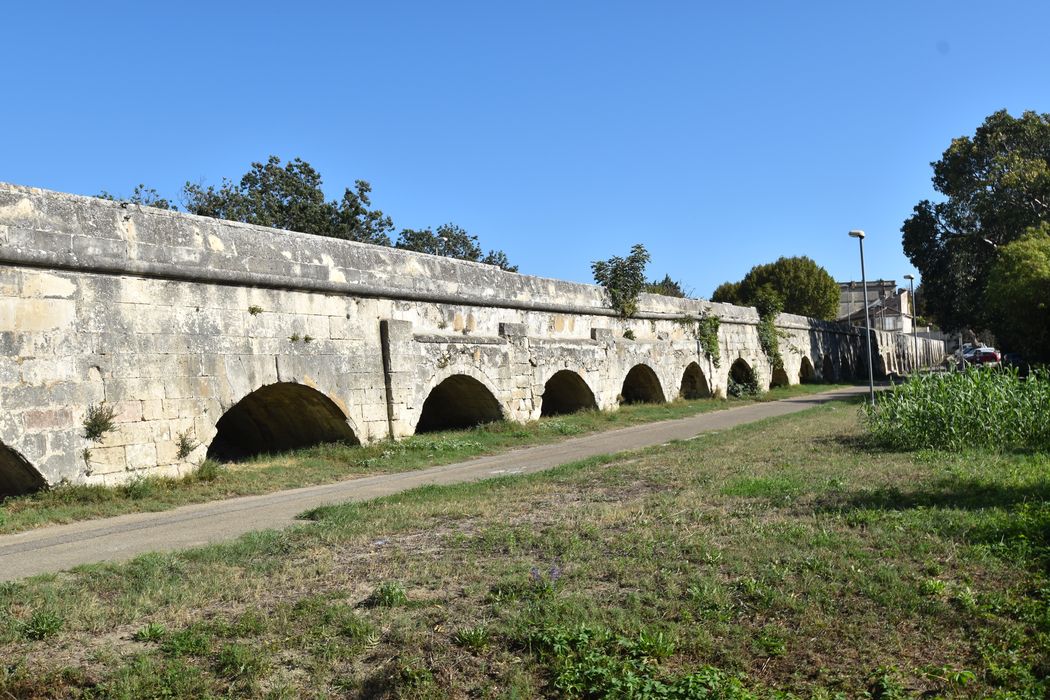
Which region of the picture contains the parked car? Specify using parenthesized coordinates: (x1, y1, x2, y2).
(971, 347, 1001, 365)
(1002, 352, 1031, 375)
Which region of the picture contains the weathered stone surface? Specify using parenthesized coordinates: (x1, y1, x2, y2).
(0, 182, 945, 491)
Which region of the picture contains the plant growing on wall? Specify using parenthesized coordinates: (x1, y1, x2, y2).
(591, 244, 651, 318)
(753, 287, 785, 371)
(176, 430, 198, 460)
(675, 313, 722, 367)
(82, 403, 117, 442)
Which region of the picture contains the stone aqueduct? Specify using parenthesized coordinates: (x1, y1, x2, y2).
(0, 183, 945, 496)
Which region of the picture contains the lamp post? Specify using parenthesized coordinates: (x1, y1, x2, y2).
(849, 230, 876, 405)
(903, 273, 917, 373)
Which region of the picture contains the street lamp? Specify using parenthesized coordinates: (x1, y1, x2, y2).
(849, 230, 876, 405)
(903, 273, 917, 373)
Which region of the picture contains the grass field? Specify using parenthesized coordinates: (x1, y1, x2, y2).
(2, 396, 1048, 698)
(0, 384, 840, 534)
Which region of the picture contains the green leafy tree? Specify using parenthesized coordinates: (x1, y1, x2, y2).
(181, 156, 395, 245)
(710, 257, 838, 319)
(591, 244, 651, 318)
(985, 223, 1050, 362)
(902, 110, 1050, 331)
(97, 184, 174, 210)
(643, 274, 689, 298)
(395, 223, 517, 271)
(710, 280, 742, 305)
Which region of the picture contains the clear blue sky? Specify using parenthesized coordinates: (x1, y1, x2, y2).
(3, 1, 1049, 297)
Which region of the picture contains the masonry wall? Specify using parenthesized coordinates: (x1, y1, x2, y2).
(0, 183, 945, 493)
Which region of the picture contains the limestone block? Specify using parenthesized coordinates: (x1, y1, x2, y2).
(163, 398, 201, 419)
(156, 439, 182, 465)
(0, 298, 75, 332)
(125, 442, 158, 469)
(328, 315, 351, 339)
(19, 357, 76, 384)
(111, 401, 144, 423)
(45, 430, 75, 460)
(86, 446, 127, 475)
(72, 234, 126, 261)
(22, 407, 74, 432)
(22, 272, 76, 299)
(115, 277, 161, 306)
(141, 399, 164, 421)
(106, 377, 167, 402)
(8, 227, 74, 257)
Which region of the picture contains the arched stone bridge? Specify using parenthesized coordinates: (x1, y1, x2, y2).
(0, 183, 945, 495)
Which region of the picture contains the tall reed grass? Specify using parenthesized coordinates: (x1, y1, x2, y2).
(865, 367, 1050, 451)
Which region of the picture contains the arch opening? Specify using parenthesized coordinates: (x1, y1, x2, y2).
(839, 353, 854, 380)
(620, 365, 665, 404)
(770, 367, 791, 389)
(799, 357, 816, 384)
(541, 370, 597, 417)
(416, 374, 504, 433)
(728, 358, 758, 397)
(0, 444, 45, 500)
(207, 382, 358, 461)
(821, 354, 835, 382)
(679, 362, 711, 399)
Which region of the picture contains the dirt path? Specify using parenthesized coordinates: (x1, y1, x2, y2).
(0, 387, 865, 581)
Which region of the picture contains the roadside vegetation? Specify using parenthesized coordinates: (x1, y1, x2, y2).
(866, 367, 1050, 451)
(0, 383, 840, 535)
(1, 397, 1048, 697)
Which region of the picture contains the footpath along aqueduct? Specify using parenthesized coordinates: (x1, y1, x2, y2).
(0, 183, 945, 496)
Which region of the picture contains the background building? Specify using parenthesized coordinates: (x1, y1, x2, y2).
(838, 280, 913, 333)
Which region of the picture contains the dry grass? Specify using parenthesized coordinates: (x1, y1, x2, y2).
(2, 399, 1048, 698)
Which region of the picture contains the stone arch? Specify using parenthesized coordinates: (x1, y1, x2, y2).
(770, 366, 791, 388)
(620, 364, 666, 404)
(799, 357, 816, 384)
(679, 362, 711, 399)
(541, 370, 597, 417)
(839, 352, 854, 380)
(0, 443, 45, 499)
(207, 382, 359, 461)
(416, 374, 505, 433)
(821, 354, 835, 382)
(728, 358, 758, 397)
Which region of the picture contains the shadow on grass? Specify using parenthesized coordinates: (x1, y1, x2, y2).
(817, 477, 1050, 575)
(826, 478, 1050, 513)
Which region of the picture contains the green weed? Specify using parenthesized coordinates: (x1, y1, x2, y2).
(19, 609, 63, 640)
(366, 581, 409, 608)
(452, 625, 491, 652)
(132, 622, 167, 642)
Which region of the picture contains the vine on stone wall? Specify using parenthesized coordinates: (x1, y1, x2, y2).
(753, 287, 785, 371)
(757, 316, 783, 371)
(675, 313, 722, 368)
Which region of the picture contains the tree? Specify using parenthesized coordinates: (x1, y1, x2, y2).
(97, 184, 174, 210)
(100, 157, 518, 268)
(985, 222, 1050, 362)
(901, 110, 1050, 331)
(591, 244, 651, 318)
(395, 223, 517, 271)
(182, 156, 395, 245)
(709, 256, 839, 320)
(710, 281, 742, 305)
(644, 274, 689, 298)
